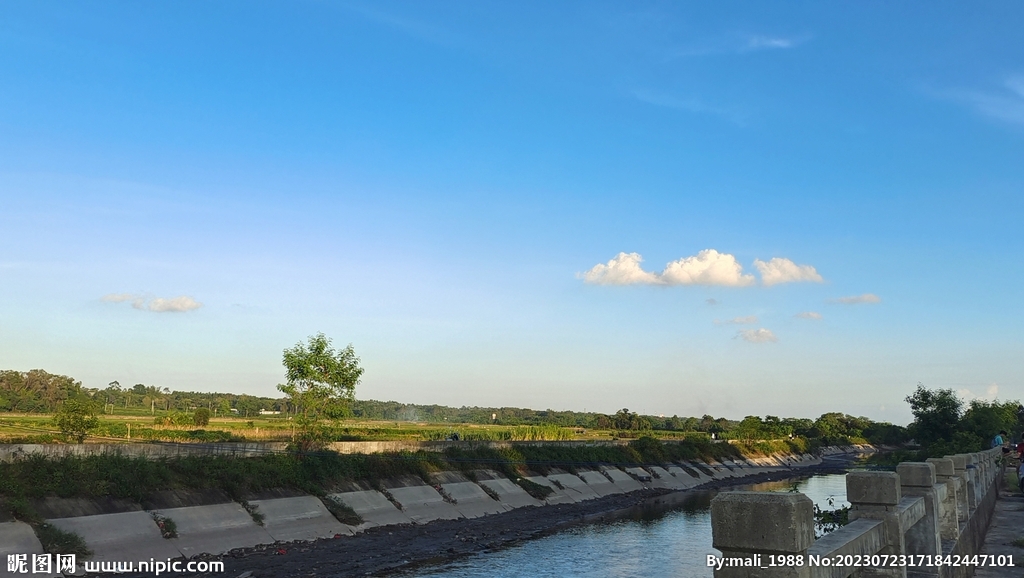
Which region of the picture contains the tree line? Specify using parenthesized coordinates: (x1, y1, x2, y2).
(2, 367, 909, 447)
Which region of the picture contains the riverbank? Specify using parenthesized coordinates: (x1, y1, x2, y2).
(173, 454, 859, 578)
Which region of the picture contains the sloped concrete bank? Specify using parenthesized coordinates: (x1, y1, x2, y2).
(1, 446, 870, 578)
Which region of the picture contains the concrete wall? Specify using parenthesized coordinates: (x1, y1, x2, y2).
(1, 439, 862, 462)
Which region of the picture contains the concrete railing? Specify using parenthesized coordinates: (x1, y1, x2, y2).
(710, 447, 1003, 578)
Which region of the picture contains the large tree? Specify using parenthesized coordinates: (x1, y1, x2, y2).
(278, 333, 363, 450)
(904, 384, 964, 446)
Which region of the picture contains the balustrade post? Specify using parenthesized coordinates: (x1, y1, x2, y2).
(896, 462, 941, 574)
(973, 452, 988, 490)
(846, 471, 906, 578)
(957, 453, 978, 510)
(710, 492, 813, 578)
(925, 458, 958, 540)
(945, 455, 969, 526)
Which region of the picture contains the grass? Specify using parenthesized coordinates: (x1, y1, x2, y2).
(0, 436, 762, 513)
(322, 496, 364, 526)
(36, 523, 92, 556)
(0, 412, 754, 444)
(1011, 537, 1024, 548)
(239, 500, 265, 526)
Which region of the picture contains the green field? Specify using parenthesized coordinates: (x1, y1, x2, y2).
(0, 410, 719, 445)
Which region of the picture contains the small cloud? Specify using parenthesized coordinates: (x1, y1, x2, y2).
(829, 293, 881, 305)
(715, 315, 759, 325)
(934, 75, 1024, 127)
(794, 311, 822, 320)
(754, 258, 824, 286)
(746, 35, 797, 50)
(580, 249, 755, 287)
(736, 328, 778, 343)
(102, 293, 138, 303)
(957, 383, 999, 402)
(148, 296, 202, 312)
(632, 89, 746, 125)
(580, 252, 660, 285)
(672, 33, 810, 58)
(705, 298, 719, 306)
(101, 293, 203, 313)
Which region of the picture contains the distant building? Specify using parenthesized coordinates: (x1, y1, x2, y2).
(258, 409, 281, 415)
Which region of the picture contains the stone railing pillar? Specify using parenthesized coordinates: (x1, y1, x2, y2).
(896, 462, 941, 573)
(711, 492, 813, 577)
(945, 454, 969, 526)
(957, 453, 979, 510)
(846, 471, 906, 578)
(974, 452, 988, 490)
(925, 457, 959, 540)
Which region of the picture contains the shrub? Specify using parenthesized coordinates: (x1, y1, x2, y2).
(193, 408, 211, 427)
(52, 400, 100, 443)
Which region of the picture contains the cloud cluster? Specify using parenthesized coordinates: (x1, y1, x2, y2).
(736, 328, 778, 343)
(581, 251, 821, 287)
(829, 293, 881, 305)
(102, 293, 203, 313)
(794, 311, 823, 320)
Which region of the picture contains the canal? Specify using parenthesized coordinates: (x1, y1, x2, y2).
(395, 473, 850, 578)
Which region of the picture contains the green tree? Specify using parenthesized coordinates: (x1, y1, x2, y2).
(278, 333, 364, 450)
(904, 385, 963, 446)
(735, 416, 765, 441)
(193, 407, 211, 426)
(52, 400, 100, 443)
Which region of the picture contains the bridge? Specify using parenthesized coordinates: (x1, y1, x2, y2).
(710, 447, 1005, 578)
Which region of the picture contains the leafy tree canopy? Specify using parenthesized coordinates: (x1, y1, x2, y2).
(52, 399, 100, 443)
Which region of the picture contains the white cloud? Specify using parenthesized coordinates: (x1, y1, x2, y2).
(147, 296, 203, 312)
(661, 249, 756, 287)
(580, 252, 660, 285)
(829, 293, 881, 305)
(794, 311, 822, 320)
(715, 315, 758, 325)
(957, 383, 999, 402)
(101, 293, 203, 313)
(736, 328, 778, 343)
(754, 257, 824, 286)
(581, 249, 754, 286)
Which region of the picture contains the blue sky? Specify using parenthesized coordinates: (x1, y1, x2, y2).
(2, 2, 1022, 424)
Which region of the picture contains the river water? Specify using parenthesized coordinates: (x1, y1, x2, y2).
(397, 473, 850, 578)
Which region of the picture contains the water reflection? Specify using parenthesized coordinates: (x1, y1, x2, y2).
(397, 474, 847, 578)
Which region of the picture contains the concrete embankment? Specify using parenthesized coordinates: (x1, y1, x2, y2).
(1, 446, 868, 576)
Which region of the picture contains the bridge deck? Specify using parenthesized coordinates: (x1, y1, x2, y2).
(975, 482, 1024, 578)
